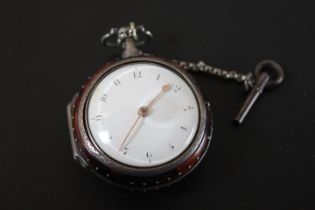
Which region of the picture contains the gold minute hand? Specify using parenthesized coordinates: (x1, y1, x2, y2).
(119, 106, 147, 151)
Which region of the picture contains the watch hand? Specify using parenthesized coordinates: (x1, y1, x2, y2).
(146, 83, 171, 111)
(119, 106, 147, 151)
(119, 84, 171, 151)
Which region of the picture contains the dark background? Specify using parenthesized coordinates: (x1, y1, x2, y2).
(1, 1, 315, 209)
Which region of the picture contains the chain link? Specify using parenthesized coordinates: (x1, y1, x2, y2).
(172, 60, 255, 90)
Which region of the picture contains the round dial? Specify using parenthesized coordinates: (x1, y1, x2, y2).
(86, 62, 199, 167)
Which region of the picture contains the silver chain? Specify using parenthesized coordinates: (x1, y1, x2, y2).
(102, 23, 256, 90)
(172, 59, 255, 90)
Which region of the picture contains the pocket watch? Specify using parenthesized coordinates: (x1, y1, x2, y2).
(67, 22, 284, 190)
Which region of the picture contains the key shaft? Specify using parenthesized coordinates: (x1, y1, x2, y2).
(235, 72, 270, 124)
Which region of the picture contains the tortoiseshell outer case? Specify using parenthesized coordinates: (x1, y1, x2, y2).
(67, 55, 213, 190)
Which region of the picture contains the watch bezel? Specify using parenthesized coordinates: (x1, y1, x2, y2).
(68, 55, 213, 188)
(84, 61, 200, 169)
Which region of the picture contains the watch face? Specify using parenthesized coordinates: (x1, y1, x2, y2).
(86, 62, 199, 167)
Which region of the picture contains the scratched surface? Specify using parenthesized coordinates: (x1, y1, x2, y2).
(1, 1, 315, 210)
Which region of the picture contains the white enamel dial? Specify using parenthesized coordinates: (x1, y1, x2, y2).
(87, 62, 199, 167)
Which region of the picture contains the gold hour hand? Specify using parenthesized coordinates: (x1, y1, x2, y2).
(146, 84, 171, 110)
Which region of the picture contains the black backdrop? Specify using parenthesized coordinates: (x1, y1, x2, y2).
(2, 1, 315, 210)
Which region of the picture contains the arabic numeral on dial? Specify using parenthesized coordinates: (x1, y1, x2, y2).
(122, 147, 128, 155)
(146, 152, 153, 163)
(169, 142, 175, 151)
(183, 106, 194, 111)
(113, 79, 121, 86)
(91, 114, 103, 121)
(99, 94, 108, 102)
(174, 85, 181, 93)
(180, 126, 188, 131)
(133, 71, 142, 79)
